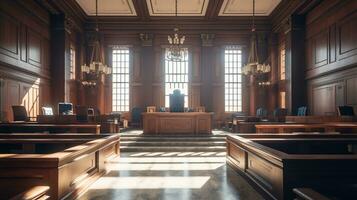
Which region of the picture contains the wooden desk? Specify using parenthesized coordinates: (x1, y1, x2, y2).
(324, 123, 357, 133)
(255, 124, 326, 133)
(142, 112, 213, 134)
(0, 123, 101, 134)
(256, 123, 357, 133)
(285, 116, 357, 124)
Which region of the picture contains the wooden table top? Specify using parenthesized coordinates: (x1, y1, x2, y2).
(0, 123, 101, 128)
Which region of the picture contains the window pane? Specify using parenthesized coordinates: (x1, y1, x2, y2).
(224, 47, 242, 112)
(112, 47, 130, 112)
(164, 48, 189, 108)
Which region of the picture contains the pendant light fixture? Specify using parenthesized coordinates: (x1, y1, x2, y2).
(242, 0, 271, 76)
(167, 0, 186, 61)
(80, 0, 111, 86)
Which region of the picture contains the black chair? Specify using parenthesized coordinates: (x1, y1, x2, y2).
(12, 105, 30, 122)
(76, 105, 89, 122)
(273, 108, 288, 122)
(131, 107, 143, 127)
(297, 106, 307, 116)
(256, 107, 267, 118)
(337, 106, 354, 116)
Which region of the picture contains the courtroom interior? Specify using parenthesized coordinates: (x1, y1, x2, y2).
(0, 0, 357, 199)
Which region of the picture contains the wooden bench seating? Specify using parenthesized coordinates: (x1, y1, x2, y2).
(0, 123, 101, 134)
(0, 134, 120, 200)
(226, 134, 357, 199)
(255, 123, 357, 133)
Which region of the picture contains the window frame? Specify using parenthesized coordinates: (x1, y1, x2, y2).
(112, 47, 131, 112)
(224, 46, 243, 113)
(69, 46, 76, 80)
(279, 44, 286, 80)
(164, 48, 190, 108)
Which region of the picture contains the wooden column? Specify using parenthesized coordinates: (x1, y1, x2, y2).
(285, 15, 306, 115)
(50, 14, 67, 106)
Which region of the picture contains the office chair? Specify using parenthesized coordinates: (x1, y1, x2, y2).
(12, 105, 30, 122)
(337, 106, 354, 116)
(297, 106, 307, 116)
(131, 107, 143, 127)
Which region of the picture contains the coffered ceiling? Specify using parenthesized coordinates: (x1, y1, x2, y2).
(219, 0, 281, 16)
(75, 0, 137, 16)
(146, 0, 209, 16)
(75, 0, 281, 17)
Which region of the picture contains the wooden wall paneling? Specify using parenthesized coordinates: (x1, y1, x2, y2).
(312, 29, 328, 68)
(312, 84, 335, 115)
(200, 45, 213, 111)
(27, 29, 42, 68)
(152, 47, 164, 107)
(346, 77, 357, 110)
(141, 45, 154, 108)
(131, 46, 144, 109)
(305, 0, 357, 78)
(5, 80, 20, 121)
(336, 10, 357, 61)
(190, 46, 201, 108)
(0, 12, 19, 60)
(212, 46, 224, 125)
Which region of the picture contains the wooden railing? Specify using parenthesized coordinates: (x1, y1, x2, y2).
(10, 186, 50, 200)
(293, 188, 330, 200)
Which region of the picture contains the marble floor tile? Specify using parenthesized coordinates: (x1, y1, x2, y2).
(78, 152, 264, 200)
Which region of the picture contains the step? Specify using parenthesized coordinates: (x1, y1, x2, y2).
(121, 141, 226, 147)
(120, 146, 226, 152)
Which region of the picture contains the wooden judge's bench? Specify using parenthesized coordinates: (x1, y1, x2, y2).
(142, 112, 213, 134)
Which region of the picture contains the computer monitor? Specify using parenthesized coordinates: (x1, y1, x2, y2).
(169, 89, 184, 112)
(58, 102, 73, 115)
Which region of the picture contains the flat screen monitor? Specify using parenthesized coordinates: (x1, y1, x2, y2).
(58, 102, 73, 115)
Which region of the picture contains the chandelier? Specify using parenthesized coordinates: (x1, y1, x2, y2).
(80, 0, 111, 86)
(167, 0, 186, 61)
(242, 0, 271, 76)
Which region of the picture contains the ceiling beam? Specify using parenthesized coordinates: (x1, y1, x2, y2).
(132, 0, 150, 20)
(205, 0, 224, 19)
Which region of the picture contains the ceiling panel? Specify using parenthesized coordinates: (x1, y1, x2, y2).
(219, 0, 281, 16)
(76, 0, 137, 16)
(146, 0, 209, 16)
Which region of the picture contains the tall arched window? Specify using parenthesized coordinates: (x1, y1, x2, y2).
(164, 48, 189, 108)
(112, 47, 130, 112)
(224, 46, 242, 112)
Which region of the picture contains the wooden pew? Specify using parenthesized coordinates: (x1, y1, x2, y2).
(255, 124, 326, 133)
(255, 123, 357, 133)
(0, 134, 120, 200)
(0, 123, 101, 134)
(285, 116, 356, 124)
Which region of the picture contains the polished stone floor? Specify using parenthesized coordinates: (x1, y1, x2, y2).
(78, 152, 264, 200)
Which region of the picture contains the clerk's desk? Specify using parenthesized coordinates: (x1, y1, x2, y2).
(142, 112, 213, 134)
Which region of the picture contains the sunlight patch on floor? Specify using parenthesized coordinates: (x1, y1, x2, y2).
(88, 176, 210, 189)
(112, 156, 226, 163)
(107, 163, 225, 171)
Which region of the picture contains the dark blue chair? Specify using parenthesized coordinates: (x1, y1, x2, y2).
(337, 106, 354, 116)
(131, 107, 144, 127)
(256, 107, 267, 118)
(297, 106, 307, 116)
